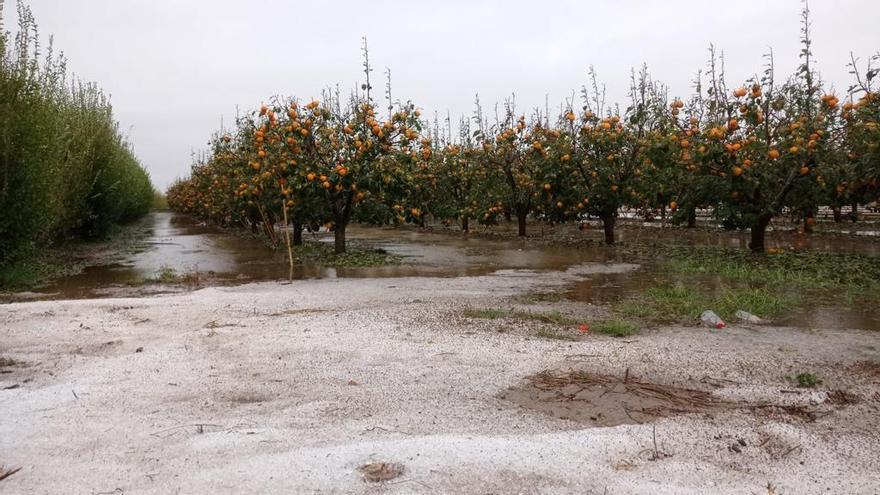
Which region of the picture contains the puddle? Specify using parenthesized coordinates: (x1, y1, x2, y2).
(501, 370, 729, 427)
(28, 211, 620, 299)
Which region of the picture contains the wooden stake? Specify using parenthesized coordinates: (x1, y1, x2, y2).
(281, 201, 294, 279)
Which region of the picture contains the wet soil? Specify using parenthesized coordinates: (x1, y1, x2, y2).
(501, 369, 730, 427)
(501, 368, 860, 429)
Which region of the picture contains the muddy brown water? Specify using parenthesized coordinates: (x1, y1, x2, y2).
(32, 211, 620, 298)
(14, 211, 880, 331)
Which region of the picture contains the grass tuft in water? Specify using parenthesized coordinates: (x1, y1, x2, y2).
(515, 292, 568, 304)
(615, 284, 798, 324)
(149, 266, 202, 286)
(0, 255, 84, 291)
(295, 241, 403, 268)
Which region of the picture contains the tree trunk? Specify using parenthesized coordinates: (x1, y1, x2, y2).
(749, 216, 771, 253)
(601, 214, 616, 245)
(851, 202, 858, 223)
(832, 206, 842, 223)
(516, 211, 527, 237)
(292, 221, 303, 246)
(329, 191, 353, 254)
(803, 216, 813, 233)
(334, 222, 347, 254)
(461, 216, 469, 233)
(504, 209, 512, 222)
(687, 208, 697, 228)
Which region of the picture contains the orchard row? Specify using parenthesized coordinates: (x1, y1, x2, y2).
(168, 25, 878, 256)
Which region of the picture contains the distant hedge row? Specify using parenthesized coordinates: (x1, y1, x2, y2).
(0, 4, 154, 265)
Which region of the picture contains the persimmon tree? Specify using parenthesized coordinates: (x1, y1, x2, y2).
(479, 100, 543, 237)
(686, 7, 841, 252)
(558, 67, 668, 244)
(427, 120, 491, 232)
(289, 96, 423, 253)
(839, 54, 880, 213)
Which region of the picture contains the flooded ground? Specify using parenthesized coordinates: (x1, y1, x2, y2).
(562, 269, 880, 332)
(4, 213, 880, 494)
(32, 211, 620, 298)
(12, 210, 880, 330)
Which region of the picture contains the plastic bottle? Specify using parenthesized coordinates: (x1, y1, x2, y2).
(734, 310, 764, 325)
(700, 310, 726, 329)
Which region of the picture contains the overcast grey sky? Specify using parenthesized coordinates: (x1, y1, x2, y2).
(6, 1, 879, 189)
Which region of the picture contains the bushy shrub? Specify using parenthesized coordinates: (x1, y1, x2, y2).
(0, 2, 154, 265)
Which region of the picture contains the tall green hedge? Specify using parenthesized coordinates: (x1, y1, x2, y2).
(0, 3, 154, 265)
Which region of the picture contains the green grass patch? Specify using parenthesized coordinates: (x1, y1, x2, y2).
(534, 329, 579, 341)
(463, 308, 509, 319)
(591, 319, 640, 337)
(793, 372, 822, 388)
(517, 310, 578, 325)
(665, 247, 880, 293)
(0, 261, 43, 289)
(615, 284, 799, 323)
(0, 255, 84, 291)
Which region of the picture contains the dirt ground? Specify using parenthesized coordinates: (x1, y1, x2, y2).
(1, 263, 879, 494)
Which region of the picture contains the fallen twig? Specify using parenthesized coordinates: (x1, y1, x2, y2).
(362, 425, 412, 435)
(622, 406, 644, 425)
(699, 375, 741, 387)
(780, 445, 802, 458)
(0, 467, 22, 482)
(150, 423, 223, 438)
(387, 478, 433, 489)
(646, 424, 671, 461)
